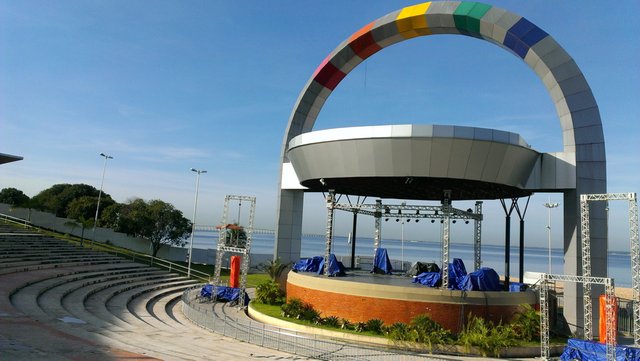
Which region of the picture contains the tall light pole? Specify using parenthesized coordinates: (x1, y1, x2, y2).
(93, 153, 113, 240)
(543, 199, 560, 274)
(187, 168, 206, 278)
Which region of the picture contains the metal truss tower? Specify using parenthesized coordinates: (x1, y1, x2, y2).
(580, 192, 639, 346)
(213, 195, 256, 307)
(540, 273, 616, 360)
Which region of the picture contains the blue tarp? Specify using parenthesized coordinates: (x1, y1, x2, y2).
(371, 248, 393, 275)
(560, 338, 640, 361)
(467, 267, 501, 291)
(412, 272, 441, 287)
(317, 254, 346, 277)
(447, 258, 467, 290)
(292, 256, 324, 273)
(199, 284, 250, 304)
(509, 282, 527, 292)
(200, 284, 213, 298)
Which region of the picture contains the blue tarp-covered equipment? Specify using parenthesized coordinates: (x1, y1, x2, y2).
(560, 338, 640, 361)
(464, 267, 501, 291)
(292, 256, 324, 273)
(371, 248, 393, 274)
(200, 284, 213, 298)
(317, 254, 346, 277)
(199, 284, 250, 304)
(447, 258, 468, 290)
(509, 282, 527, 292)
(413, 272, 441, 287)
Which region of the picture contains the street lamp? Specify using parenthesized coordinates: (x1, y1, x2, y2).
(187, 168, 207, 278)
(93, 152, 113, 240)
(543, 199, 560, 274)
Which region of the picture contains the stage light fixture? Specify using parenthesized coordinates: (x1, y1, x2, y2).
(467, 208, 473, 213)
(465, 220, 469, 224)
(415, 219, 419, 223)
(385, 218, 389, 222)
(431, 219, 435, 223)
(396, 218, 400, 222)
(452, 220, 457, 224)
(440, 220, 444, 224)
(434, 210, 439, 215)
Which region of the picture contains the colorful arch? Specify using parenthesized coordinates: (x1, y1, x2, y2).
(277, 1, 607, 333)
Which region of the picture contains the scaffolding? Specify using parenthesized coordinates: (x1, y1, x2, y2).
(580, 192, 639, 346)
(213, 195, 256, 307)
(540, 273, 616, 360)
(329, 194, 483, 284)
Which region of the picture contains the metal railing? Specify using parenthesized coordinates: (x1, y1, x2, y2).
(0, 214, 210, 283)
(181, 286, 446, 361)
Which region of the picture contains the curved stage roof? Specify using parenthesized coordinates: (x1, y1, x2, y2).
(288, 124, 540, 200)
(0, 153, 23, 165)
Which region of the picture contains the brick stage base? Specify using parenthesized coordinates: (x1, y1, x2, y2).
(286, 271, 537, 333)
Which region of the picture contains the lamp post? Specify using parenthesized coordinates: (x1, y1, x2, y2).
(543, 199, 560, 274)
(187, 168, 206, 278)
(93, 153, 113, 240)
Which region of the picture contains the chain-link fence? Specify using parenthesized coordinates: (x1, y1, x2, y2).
(181, 286, 451, 361)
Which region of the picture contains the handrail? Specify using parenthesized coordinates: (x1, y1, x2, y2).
(0, 213, 211, 283)
(0, 213, 37, 229)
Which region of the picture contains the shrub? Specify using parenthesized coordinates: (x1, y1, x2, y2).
(255, 280, 285, 305)
(340, 318, 353, 330)
(510, 304, 540, 341)
(410, 314, 452, 350)
(301, 306, 320, 323)
(354, 322, 366, 332)
(281, 298, 320, 323)
(281, 298, 304, 318)
(457, 314, 518, 357)
(321, 316, 340, 328)
(365, 319, 384, 334)
(387, 322, 414, 341)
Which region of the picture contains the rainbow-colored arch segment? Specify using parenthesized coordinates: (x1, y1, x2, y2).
(312, 1, 548, 91)
(284, 1, 604, 161)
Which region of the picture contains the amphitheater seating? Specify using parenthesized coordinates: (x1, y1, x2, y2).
(0, 222, 294, 360)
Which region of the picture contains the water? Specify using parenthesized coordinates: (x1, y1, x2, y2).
(190, 230, 634, 287)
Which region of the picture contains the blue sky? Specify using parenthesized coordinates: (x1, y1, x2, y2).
(1, 1, 638, 251)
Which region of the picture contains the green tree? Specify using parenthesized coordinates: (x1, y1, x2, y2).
(67, 195, 115, 225)
(109, 198, 191, 257)
(31, 183, 111, 218)
(0, 187, 30, 206)
(99, 203, 124, 229)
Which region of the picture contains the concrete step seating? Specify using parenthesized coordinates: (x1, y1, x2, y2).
(1, 222, 296, 360)
(133, 284, 195, 329)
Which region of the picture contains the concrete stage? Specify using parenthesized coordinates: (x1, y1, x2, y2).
(286, 270, 537, 333)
